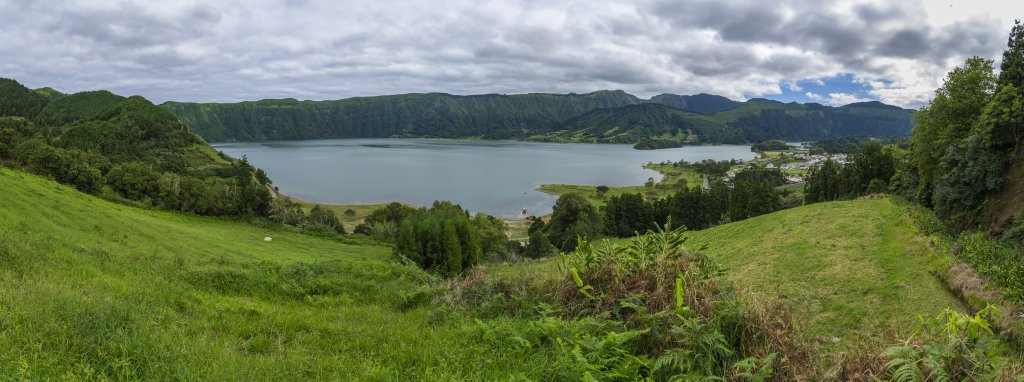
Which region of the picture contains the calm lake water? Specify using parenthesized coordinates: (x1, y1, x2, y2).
(213, 139, 755, 219)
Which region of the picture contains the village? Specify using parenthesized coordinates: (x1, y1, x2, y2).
(691, 144, 850, 189)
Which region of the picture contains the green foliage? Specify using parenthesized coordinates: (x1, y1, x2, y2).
(751, 140, 789, 151)
(107, 161, 160, 201)
(467, 228, 804, 380)
(903, 23, 1024, 231)
(35, 90, 126, 126)
(354, 202, 417, 235)
(0, 78, 47, 118)
(998, 20, 1024, 90)
(883, 305, 1003, 382)
(599, 172, 782, 238)
(633, 138, 685, 150)
(910, 57, 997, 204)
(525, 229, 557, 259)
(813, 135, 908, 154)
(306, 204, 345, 234)
(0, 81, 273, 218)
(11, 139, 105, 194)
(473, 213, 514, 260)
(804, 143, 898, 203)
(675, 159, 736, 177)
(268, 196, 305, 226)
(545, 193, 603, 251)
(951, 232, 1024, 301)
(395, 201, 482, 276)
(932, 133, 1005, 228)
(603, 193, 654, 237)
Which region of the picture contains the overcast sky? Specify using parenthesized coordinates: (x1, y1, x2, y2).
(1, 0, 1021, 108)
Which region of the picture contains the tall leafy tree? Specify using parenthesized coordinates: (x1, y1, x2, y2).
(395, 201, 482, 276)
(545, 193, 602, 251)
(909, 57, 996, 204)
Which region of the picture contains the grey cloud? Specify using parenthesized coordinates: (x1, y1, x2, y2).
(876, 29, 930, 58)
(0, 0, 1012, 108)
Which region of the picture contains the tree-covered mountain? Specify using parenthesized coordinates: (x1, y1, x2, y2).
(647, 93, 740, 113)
(163, 91, 645, 142)
(534, 98, 914, 147)
(0, 78, 48, 118)
(0, 78, 272, 217)
(540, 103, 739, 145)
(162, 91, 913, 144)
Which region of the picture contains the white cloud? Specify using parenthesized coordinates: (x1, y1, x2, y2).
(805, 92, 824, 101)
(0, 0, 1016, 108)
(827, 92, 871, 106)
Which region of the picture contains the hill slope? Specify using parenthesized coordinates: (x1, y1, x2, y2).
(0, 78, 272, 218)
(162, 91, 913, 144)
(0, 167, 539, 380)
(684, 198, 961, 343)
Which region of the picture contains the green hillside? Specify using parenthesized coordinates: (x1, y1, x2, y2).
(684, 198, 962, 343)
(510, 198, 963, 345)
(0, 167, 538, 380)
(542, 103, 736, 144)
(0, 78, 273, 218)
(35, 90, 127, 127)
(162, 90, 644, 142)
(161, 91, 913, 144)
(0, 78, 47, 118)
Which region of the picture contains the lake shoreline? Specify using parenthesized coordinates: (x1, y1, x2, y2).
(212, 136, 750, 151)
(215, 138, 755, 219)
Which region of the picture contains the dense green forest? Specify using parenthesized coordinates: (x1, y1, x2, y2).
(162, 90, 913, 144)
(0, 78, 272, 217)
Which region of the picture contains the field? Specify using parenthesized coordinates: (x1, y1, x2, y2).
(685, 199, 962, 345)
(538, 163, 701, 207)
(0, 167, 990, 379)
(0, 167, 542, 380)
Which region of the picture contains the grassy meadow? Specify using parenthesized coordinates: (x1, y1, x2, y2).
(0, 167, 549, 380)
(538, 163, 701, 208)
(497, 198, 965, 348)
(0, 166, 1004, 379)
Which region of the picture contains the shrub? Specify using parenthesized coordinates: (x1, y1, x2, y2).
(545, 193, 602, 251)
(306, 204, 344, 234)
(883, 305, 1004, 381)
(466, 227, 812, 380)
(107, 162, 159, 201)
(395, 201, 482, 277)
(524, 230, 556, 259)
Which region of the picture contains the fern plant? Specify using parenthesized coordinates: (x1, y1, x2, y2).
(882, 305, 1003, 381)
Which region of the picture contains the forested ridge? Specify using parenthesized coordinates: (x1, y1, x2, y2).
(0, 78, 273, 217)
(161, 90, 914, 144)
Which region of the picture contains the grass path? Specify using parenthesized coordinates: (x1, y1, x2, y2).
(685, 199, 962, 346)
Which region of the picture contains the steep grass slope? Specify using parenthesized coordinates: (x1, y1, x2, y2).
(685, 198, 963, 345)
(0, 168, 541, 380)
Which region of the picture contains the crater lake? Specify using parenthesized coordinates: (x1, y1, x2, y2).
(213, 139, 756, 219)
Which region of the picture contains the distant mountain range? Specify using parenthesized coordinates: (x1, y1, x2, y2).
(0, 81, 910, 146)
(162, 90, 913, 146)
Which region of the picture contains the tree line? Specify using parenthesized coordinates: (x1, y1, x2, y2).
(508, 167, 789, 264)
